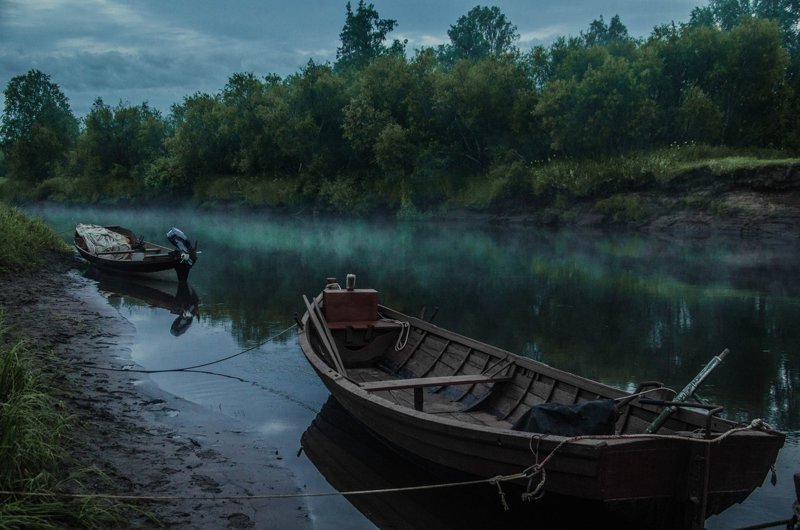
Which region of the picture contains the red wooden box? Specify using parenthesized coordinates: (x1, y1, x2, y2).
(323, 289, 379, 324)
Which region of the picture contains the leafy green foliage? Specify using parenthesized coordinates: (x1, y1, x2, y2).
(1, 70, 78, 182)
(79, 98, 168, 180)
(439, 5, 519, 64)
(335, 1, 405, 72)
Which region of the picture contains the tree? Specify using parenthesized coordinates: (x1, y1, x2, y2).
(335, 1, 405, 72)
(170, 93, 230, 178)
(342, 54, 414, 162)
(439, 5, 519, 64)
(433, 56, 531, 171)
(709, 0, 752, 30)
(715, 17, 789, 144)
(535, 55, 655, 156)
(583, 15, 631, 47)
(690, 0, 799, 43)
(676, 85, 723, 143)
(219, 72, 275, 175)
(1, 69, 78, 181)
(283, 61, 349, 178)
(80, 98, 115, 177)
(688, 6, 718, 28)
(80, 98, 168, 180)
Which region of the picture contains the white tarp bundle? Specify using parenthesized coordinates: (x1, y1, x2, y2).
(76, 224, 131, 259)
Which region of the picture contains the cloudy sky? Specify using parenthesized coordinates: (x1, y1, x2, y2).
(1, 0, 705, 117)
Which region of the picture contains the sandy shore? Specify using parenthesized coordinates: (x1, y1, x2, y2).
(1, 255, 310, 529)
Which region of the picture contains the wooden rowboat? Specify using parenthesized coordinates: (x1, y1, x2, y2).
(298, 277, 785, 529)
(74, 224, 198, 282)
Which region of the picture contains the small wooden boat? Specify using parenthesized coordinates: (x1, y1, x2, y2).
(298, 276, 786, 530)
(74, 224, 198, 282)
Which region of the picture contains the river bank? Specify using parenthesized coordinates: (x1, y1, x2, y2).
(0, 254, 310, 529)
(462, 163, 800, 241)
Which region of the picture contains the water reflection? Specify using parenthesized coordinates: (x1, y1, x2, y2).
(25, 204, 800, 528)
(302, 397, 634, 530)
(86, 269, 200, 336)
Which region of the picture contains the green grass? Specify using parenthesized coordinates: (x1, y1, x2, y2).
(1, 145, 798, 217)
(0, 316, 125, 529)
(0, 202, 70, 273)
(0, 175, 146, 205)
(527, 145, 800, 199)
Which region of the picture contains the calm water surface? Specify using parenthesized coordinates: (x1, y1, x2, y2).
(29, 204, 800, 529)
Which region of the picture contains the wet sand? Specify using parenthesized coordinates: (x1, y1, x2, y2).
(0, 255, 310, 529)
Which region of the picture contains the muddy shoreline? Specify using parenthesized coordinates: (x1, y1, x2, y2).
(1, 255, 310, 529)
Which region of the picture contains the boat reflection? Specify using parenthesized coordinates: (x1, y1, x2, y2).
(85, 269, 200, 336)
(301, 397, 632, 530)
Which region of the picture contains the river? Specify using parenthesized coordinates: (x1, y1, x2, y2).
(28, 203, 800, 529)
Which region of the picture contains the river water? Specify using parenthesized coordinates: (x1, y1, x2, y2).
(28, 204, 799, 529)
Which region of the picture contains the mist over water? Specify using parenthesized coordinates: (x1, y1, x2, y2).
(28, 203, 800, 528)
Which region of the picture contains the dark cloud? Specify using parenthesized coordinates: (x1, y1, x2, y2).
(1, 0, 704, 117)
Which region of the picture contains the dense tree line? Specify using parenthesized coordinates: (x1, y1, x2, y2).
(2, 0, 800, 212)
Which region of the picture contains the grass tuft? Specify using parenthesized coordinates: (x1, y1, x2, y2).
(0, 315, 130, 528)
(0, 202, 70, 273)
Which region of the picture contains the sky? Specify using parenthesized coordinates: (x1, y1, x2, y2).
(0, 0, 706, 118)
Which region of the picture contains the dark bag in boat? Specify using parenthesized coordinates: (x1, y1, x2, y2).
(511, 399, 616, 436)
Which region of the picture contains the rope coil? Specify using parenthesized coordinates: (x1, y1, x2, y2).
(380, 317, 410, 351)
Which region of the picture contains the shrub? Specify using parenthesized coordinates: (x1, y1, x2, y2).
(241, 177, 302, 208)
(595, 194, 646, 223)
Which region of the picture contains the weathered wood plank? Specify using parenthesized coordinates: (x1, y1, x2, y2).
(361, 373, 513, 392)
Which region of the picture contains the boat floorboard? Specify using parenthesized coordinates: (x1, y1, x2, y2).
(349, 367, 511, 428)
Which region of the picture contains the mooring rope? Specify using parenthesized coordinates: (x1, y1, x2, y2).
(0, 419, 776, 510)
(0, 471, 529, 508)
(80, 323, 297, 375)
(518, 418, 779, 500)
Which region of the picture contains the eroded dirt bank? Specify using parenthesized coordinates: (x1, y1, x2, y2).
(0, 256, 310, 529)
(475, 164, 800, 242)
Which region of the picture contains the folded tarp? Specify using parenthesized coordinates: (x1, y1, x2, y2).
(76, 224, 131, 260)
(511, 399, 616, 436)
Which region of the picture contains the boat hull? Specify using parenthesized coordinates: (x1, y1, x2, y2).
(75, 246, 191, 276)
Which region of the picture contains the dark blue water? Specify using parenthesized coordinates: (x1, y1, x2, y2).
(29, 204, 800, 529)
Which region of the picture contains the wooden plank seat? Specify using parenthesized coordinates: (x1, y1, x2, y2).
(360, 373, 513, 411)
(326, 319, 404, 330)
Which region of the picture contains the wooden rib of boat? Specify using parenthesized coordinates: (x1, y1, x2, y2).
(298, 278, 786, 530)
(74, 224, 198, 282)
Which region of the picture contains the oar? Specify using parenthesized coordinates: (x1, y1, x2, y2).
(644, 348, 729, 434)
(302, 295, 347, 377)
